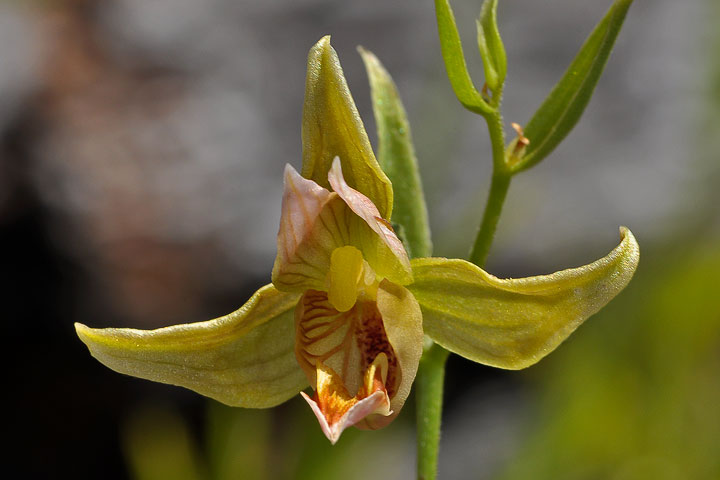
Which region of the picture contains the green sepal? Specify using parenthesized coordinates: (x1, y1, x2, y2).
(302, 36, 394, 219)
(512, 0, 634, 172)
(434, 0, 493, 115)
(75, 284, 308, 408)
(476, 0, 506, 93)
(358, 47, 433, 259)
(408, 227, 639, 369)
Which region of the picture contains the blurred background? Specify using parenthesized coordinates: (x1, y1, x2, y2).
(3, 0, 718, 478)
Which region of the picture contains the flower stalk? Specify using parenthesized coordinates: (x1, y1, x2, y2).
(415, 342, 450, 480)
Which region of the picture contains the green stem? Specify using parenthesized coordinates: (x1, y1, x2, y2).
(415, 343, 451, 480)
(470, 109, 510, 267)
(469, 170, 511, 266)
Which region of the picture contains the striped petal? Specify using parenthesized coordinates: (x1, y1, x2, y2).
(294, 280, 422, 441)
(272, 165, 339, 292)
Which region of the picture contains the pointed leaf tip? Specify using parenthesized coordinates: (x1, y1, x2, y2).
(476, 0, 507, 92)
(513, 0, 634, 172)
(434, 0, 493, 115)
(410, 227, 639, 369)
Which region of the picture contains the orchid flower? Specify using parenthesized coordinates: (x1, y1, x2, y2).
(75, 36, 639, 444)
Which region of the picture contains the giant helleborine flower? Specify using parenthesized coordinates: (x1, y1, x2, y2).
(75, 36, 639, 444)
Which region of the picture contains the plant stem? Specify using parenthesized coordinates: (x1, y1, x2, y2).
(470, 109, 510, 267)
(415, 342, 450, 480)
(469, 170, 511, 266)
(415, 107, 511, 479)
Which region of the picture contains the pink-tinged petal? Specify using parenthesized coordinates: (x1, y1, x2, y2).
(272, 164, 337, 292)
(277, 164, 332, 262)
(273, 163, 411, 293)
(328, 158, 412, 284)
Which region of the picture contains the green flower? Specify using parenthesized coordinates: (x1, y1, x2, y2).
(76, 36, 639, 444)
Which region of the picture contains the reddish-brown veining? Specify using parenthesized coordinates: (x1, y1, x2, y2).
(355, 302, 399, 398)
(295, 290, 399, 399)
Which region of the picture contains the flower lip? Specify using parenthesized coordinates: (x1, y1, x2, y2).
(301, 390, 390, 445)
(294, 291, 400, 400)
(299, 354, 393, 444)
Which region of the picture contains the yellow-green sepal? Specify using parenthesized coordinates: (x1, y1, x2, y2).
(408, 227, 639, 369)
(302, 36, 394, 220)
(75, 284, 308, 407)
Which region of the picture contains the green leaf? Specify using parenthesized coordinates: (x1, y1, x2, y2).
(434, 0, 492, 115)
(302, 36, 394, 219)
(75, 284, 308, 408)
(476, 0, 507, 93)
(408, 227, 639, 369)
(513, 0, 634, 172)
(358, 47, 433, 259)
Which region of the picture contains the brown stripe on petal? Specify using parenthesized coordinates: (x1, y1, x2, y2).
(294, 290, 400, 400)
(355, 301, 399, 399)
